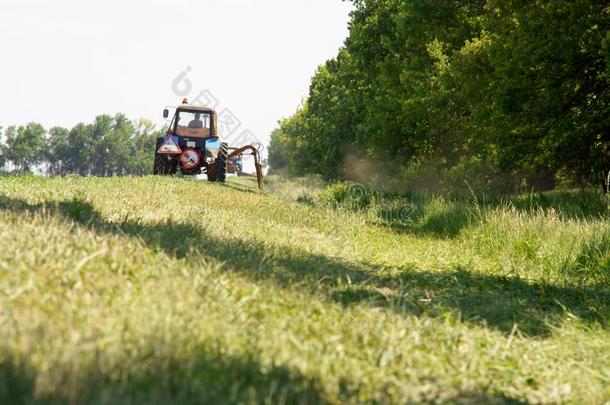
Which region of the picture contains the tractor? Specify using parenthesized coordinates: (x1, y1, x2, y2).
(153, 100, 263, 188)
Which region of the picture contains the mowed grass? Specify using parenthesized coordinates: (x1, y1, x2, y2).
(0, 174, 609, 404)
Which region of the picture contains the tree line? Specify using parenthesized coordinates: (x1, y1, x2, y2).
(269, 0, 610, 196)
(0, 114, 162, 176)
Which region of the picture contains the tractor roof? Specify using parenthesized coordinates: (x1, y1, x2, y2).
(177, 105, 216, 113)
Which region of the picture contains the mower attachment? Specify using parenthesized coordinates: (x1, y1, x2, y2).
(227, 145, 264, 189)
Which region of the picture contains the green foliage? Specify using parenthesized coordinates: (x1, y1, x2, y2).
(316, 182, 372, 209)
(604, 31, 610, 79)
(0, 127, 5, 172)
(2, 123, 47, 172)
(316, 182, 353, 207)
(129, 118, 162, 175)
(1, 115, 163, 176)
(270, 0, 610, 193)
(47, 126, 71, 175)
(442, 158, 515, 199)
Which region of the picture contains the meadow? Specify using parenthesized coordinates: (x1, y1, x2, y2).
(0, 175, 609, 404)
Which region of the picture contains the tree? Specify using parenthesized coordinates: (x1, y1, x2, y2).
(47, 126, 71, 176)
(103, 114, 135, 176)
(67, 123, 95, 175)
(270, 0, 610, 192)
(3, 123, 47, 172)
(0, 126, 4, 172)
(2, 114, 165, 177)
(129, 118, 162, 175)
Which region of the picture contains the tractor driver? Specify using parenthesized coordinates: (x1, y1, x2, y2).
(188, 113, 204, 129)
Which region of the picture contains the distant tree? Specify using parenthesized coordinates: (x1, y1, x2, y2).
(3, 123, 47, 172)
(103, 114, 135, 176)
(67, 123, 95, 175)
(45, 115, 160, 177)
(129, 118, 161, 175)
(0, 126, 5, 172)
(268, 128, 288, 174)
(47, 127, 70, 176)
(90, 115, 114, 176)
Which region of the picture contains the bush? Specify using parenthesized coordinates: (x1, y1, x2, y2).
(316, 182, 371, 210)
(442, 158, 514, 199)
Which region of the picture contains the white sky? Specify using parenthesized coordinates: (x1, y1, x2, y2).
(0, 0, 353, 149)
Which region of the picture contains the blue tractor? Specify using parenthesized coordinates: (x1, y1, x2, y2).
(154, 102, 227, 181)
(153, 100, 264, 188)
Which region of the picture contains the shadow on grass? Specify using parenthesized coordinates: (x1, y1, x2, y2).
(0, 352, 527, 405)
(219, 180, 259, 194)
(373, 201, 473, 239)
(509, 190, 609, 220)
(374, 190, 607, 239)
(1, 195, 608, 338)
(573, 229, 610, 281)
(0, 350, 328, 405)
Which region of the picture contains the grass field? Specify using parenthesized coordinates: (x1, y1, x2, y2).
(0, 174, 609, 404)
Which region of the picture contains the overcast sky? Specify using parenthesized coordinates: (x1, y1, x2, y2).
(0, 0, 353, 148)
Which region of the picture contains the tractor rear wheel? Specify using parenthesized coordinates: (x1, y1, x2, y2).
(208, 143, 228, 183)
(153, 153, 176, 175)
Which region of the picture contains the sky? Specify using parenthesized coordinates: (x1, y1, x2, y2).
(0, 0, 354, 151)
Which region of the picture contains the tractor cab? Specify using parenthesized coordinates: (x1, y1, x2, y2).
(164, 106, 217, 139)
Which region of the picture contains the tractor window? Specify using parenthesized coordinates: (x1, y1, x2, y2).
(175, 111, 212, 137)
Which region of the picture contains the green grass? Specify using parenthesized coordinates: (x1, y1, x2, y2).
(0, 174, 609, 404)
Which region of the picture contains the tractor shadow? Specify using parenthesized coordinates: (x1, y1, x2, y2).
(0, 195, 609, 338)
(219, 180, 258, 194)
